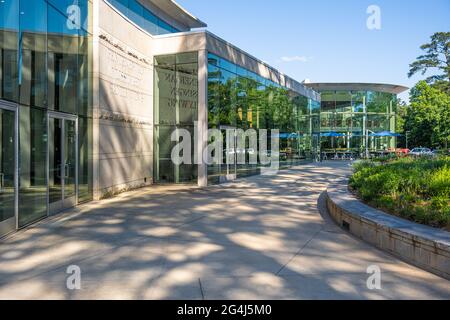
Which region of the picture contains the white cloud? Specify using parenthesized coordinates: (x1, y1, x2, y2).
(279, 56, 312, 63)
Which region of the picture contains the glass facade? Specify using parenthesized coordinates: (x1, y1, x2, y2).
(107, 0, 180, 35)
(207, 53, 320, 184)
(0, 0, 93, 233)
(154, 52, 198, 184)
(319, 90, 397, 154)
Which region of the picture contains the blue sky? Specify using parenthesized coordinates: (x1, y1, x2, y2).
(177, 0, 450, 102)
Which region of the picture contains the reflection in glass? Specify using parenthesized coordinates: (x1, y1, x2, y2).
(0, 108, 15, 226)
(19, 0, 47, 108)
(19, 106, 47, 227)
(154, 52, 198, 184)
(48, 117, 62, 204)
(78, 116, 92, 202)
(1, 0, 93, 227)
(0, 0, 19, 102)
(206, 53, 319, 183)
(64, 119, 76, 199)
(318, 89, 397, 154)
(107, 0, 179, 35)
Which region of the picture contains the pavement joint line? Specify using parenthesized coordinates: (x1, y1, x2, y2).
(275, 226, 325, 276)
(0, 231, 174, 286)
(176, 215, 208, 228)
(198, 278, 205, 300)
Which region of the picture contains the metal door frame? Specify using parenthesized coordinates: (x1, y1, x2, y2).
(47, 111, 78, 216)
(0, 99, 18, 237)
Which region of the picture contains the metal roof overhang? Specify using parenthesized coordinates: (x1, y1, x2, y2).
(149, 0, 207, 29)
(305, 83, 409, 94)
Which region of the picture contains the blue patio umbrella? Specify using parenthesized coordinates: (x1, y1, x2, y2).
(321, 132, 345, 137)
(274, 133, 303, 139)
(369, 131, 401, 137)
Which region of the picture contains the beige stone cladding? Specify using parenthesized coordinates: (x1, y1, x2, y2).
(94, 0, 155, 198)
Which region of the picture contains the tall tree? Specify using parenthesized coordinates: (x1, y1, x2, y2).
(408, 32, 450, 93)
(404, 81, 450, 149)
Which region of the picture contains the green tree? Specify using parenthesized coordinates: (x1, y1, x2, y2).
(408, 32, 450, 93)
(405, 81, 450, 149)
(395, 98, 407, 134)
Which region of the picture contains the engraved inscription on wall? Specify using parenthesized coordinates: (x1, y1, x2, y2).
(100, 37, 152, 105)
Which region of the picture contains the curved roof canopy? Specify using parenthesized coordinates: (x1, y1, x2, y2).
(149, 0, 207, 29)
(305, 83, 409, 95)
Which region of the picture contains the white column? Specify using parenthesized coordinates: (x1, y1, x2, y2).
(197, 50, 208, 187)
(92, 0, 101, 200)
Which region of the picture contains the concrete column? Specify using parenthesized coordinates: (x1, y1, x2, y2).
(197, 50, 208, 187)
(0, 49, 3, 98)
(92, 0, 101, 200)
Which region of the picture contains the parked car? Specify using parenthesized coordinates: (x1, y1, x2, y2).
(431, 149, 450, 157)
(409, 147, 434, 157)
(396, 148, 410, 156)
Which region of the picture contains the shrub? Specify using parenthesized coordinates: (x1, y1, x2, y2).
(350, 157, 450, 230)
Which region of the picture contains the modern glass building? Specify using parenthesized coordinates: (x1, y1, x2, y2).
(1, 1, 406, 238)
(206, 53, 320, 184)
(0, 0, 321, 237)
(305, 83, 408, 156)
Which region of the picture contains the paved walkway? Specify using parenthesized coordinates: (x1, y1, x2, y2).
(0, 162, 449, 299)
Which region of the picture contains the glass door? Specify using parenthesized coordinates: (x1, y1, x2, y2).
(0, 103, 17, 238)
(48, 112, 77, 215)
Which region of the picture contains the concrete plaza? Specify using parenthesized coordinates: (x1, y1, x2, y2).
(0, 162, 449, 299)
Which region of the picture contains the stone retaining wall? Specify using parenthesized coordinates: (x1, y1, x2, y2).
(326, 179, 450, 280)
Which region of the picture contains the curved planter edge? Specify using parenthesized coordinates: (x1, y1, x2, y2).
(326, 179, 450, 280)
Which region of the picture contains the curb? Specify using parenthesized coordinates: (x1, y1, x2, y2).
(326, 180, 450, 280)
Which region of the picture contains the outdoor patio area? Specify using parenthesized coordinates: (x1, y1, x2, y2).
(0, 162, 449, 300)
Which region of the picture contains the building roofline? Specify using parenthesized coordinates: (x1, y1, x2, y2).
(304, 82, 409, 95)
(204, 31, 320, 101)
(149, 0, 207, 29)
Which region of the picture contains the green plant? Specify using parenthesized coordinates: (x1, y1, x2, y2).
(350, 157, 450, 230)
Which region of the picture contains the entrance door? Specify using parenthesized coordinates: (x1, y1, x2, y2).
(0, 102, 17, 238)
(48, 112, 77, 215)
(220, 126, 237, 183)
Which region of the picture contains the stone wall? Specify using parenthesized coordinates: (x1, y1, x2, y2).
(326, 180, 450, 280)
(94, 0, 155, 198)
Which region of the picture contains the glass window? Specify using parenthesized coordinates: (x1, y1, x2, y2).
(0, 0, 19, 102)
(351, 91, 365, 112)
(320, 91, 335, 112)
(18, 106, 47, 227)
(206, 52, 318, 183)
(0, 108, 16, 226)
(107, 0, 179, 35)
(47, 4, 78, 114)
(128, 0, 144, 28)
(366, 91, 392, 113)
(142, 8, 158, 35)
(109, 0, 129, 16)
(19, 0, 48, 108)
(335, 91, 351, 113)
(154, 53, 198, 184)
